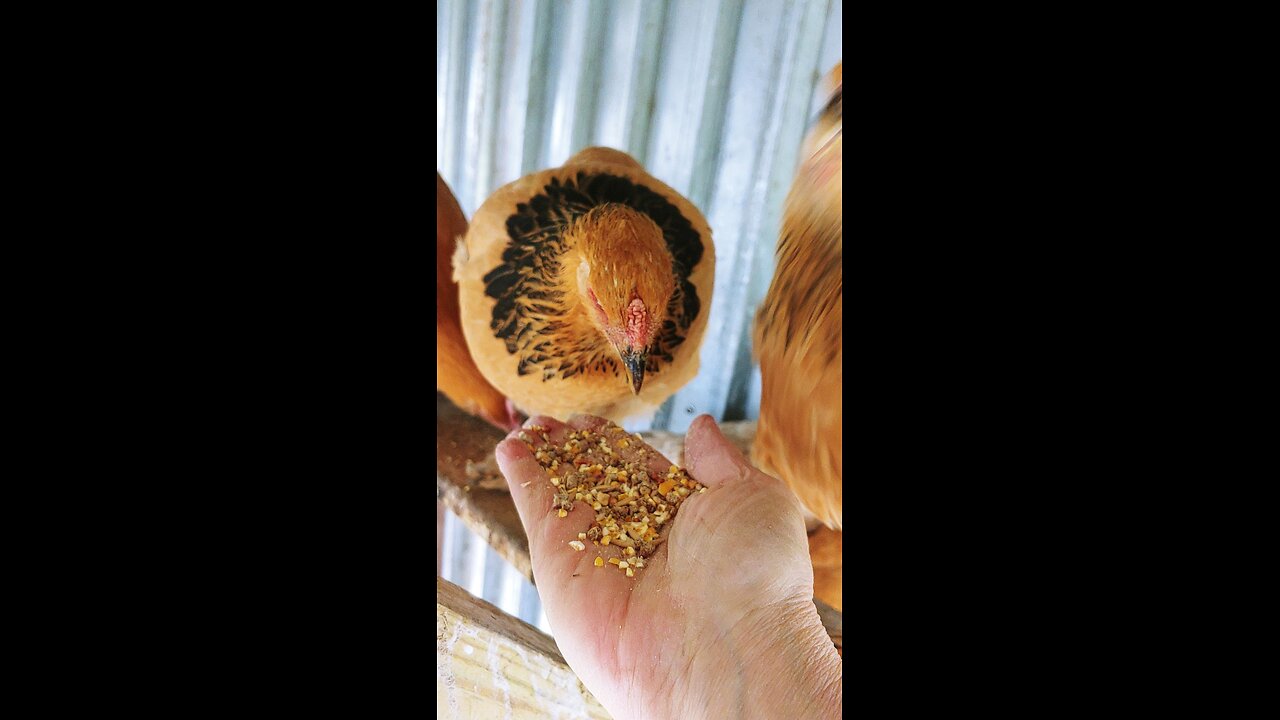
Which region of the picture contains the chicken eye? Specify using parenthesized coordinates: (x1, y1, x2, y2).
(586, 288, 609, 323)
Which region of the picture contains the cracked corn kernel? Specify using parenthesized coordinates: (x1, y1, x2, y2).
(608, 558, 620, 565)
(569, 540, 586, 551)
(618, 561, 628, 569)
(626, 567, 634, 577)
(557, 509, 568, 518)
(578, 532, 587, 540)
(594, 556, 604, 567)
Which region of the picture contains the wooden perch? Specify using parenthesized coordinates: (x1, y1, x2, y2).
(436, 392, 842, 656)
(437, 576, 611, 719)
(437, 392, 535, 580)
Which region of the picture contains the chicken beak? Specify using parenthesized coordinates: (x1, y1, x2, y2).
(620, 348, 647, 395)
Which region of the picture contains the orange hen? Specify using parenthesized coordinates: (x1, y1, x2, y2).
(437, 172, 518, 431)
(453, 147, 715, 422)
(752, 63, 842, 531)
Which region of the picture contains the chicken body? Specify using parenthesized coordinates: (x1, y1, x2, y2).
(437, 172, 516, 430)
(455, 147, 715, 421)
(752, 64, 842, 530)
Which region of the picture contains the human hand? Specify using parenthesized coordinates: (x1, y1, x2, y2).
(495, 414, 841, 719)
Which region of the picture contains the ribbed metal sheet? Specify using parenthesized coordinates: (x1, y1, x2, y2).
(438, 0, 841, 624)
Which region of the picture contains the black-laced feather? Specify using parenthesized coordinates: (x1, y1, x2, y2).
(483, 172, 703, 381)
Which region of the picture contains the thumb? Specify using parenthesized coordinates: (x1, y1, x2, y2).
(683, 415, 752, 489)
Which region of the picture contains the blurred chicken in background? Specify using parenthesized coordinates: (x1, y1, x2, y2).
(751, 63, 842, 609)
(438, 172, 521, 431)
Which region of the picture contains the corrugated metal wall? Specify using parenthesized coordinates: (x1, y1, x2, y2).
(438, 0, 841, 627)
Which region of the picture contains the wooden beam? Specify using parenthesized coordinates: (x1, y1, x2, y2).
(437, 392, 534, 580)
(437, 577, 611, 719)
(436, 392, 842, 655)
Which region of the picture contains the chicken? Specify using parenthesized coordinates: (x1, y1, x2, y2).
(751, 62, 842, 530)
(454, 147, 715, 422)
(809, 525, 843, 611)
(437, 172, 521, 431)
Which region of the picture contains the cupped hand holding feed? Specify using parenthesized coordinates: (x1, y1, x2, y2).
(495, 413, 842, 720)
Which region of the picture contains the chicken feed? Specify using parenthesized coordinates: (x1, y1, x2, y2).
(517, 421, 707, 577)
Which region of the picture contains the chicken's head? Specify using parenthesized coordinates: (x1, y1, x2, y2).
(566, 203, 674, 395)
(790, 63, 841, 243)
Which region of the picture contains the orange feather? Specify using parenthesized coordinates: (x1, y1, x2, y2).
(752, 63, 843, 530)
(437, 172, 514, 430)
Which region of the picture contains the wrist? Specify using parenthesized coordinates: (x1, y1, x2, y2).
(646, 599, 842, 719)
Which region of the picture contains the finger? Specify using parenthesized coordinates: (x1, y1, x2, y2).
(566, 413, 610, 432)
(682, 414, 752, 489)
(501, 415, 574, 530)
(499, 416, 636, 570)
(501, 416, 570, 535)
(496, 438, 602, 571)
(514, 414, 567, 444)
(495, 436, 635, 617)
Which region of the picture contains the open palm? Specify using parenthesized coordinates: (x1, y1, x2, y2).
(496, 413, 827, 718)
